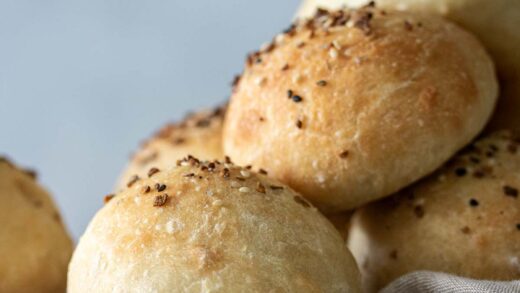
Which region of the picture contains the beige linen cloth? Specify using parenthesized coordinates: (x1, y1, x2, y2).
(382, 271, 520, 293)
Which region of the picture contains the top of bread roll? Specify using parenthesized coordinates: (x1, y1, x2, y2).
(223, 6, 498, 212)
(69, 157, 362, 292)
(0, 157, 73, 293)
(116, 106, 225, 191)
(348, 131, 520, 292)
(297, 0, 520, 133)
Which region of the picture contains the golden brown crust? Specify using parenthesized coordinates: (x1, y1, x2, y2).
(348, 131, 520, 292)
(297, 0, 520, 133)
(69, 157, 362, 292)
(223, 7, 498, 212)
(0, 157, 73, 293)
(116, 106, 226, 191)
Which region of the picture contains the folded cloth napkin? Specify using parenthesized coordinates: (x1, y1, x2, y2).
(381, 271, 520, 293)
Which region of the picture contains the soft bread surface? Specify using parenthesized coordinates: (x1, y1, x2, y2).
(0, 158, 73, 293)
(297, 0, 520, 133)
(69, 157, 362, 292)
(116, 106, 225, 191)
(223, 7, 498, 211)
(348, 131, 520, 292)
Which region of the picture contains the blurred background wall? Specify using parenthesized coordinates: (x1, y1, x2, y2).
(0, 0, 300, 239)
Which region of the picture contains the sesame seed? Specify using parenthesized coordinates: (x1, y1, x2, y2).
(240, 170, 251, 178)
(256, 182, 266, 194)
(414, 206, 424, 218)
(127, 175, 140, 188)
(291, 95, 303, 103)
(153, 194, 168, 207)
(461, 226, 471, 234)
(148, 167, 160, 178)
(141, 186, 151, 194)
(239, 187, 251, 193)
(155, 183, 166, 192)
(469, 198, 479, 207)
(294, 196, 311, 208)
(275, 34, 285, 44)
(404, 21, 413, 31)
(225, 156, 232, 164)
(196, 119, 211, 128)
(270, 185, 284, 190)
(339, 150, 349, 159)
(469, 156, 480, 164)
(173, 138, 185, 145)
(258, 169, 268, 175)
(296, 120, 303, 129)
(104, 194, 115, 204)
(230, 181, 240, 188)
(503, 185, 518, 198)
(287, 89, 293, 98)
(254, 76, 266, 86)
(220, 168, 230, 178)
(293, 72, 304, 83)
(329, 48, 338, 59)
(316, 80, 327, 86)
(455, 168, 467, 177)
(517, 223, 520, 231)
(332, 40, 341, 50)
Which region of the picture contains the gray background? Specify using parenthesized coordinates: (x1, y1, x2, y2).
(0, 0, 300, 239)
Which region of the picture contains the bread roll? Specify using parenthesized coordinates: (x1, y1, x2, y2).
(223, 7, 497, 211)
(116, 106, 225, 191)
(68, 157, 362, 292)
(348, 131, 520, 292)
(0, 157, 73, 293)
(297, 0, 520, 133)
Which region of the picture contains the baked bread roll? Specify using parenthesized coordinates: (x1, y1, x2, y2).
(223, 7, 498, 211)
(116, 106, 225, 191)
(68, 157, 362, 292)
(348, 131, 520, 292)
(0, 157, 73, 293)
(297, 0, 520, 133)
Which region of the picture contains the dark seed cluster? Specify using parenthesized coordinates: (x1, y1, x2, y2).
(153, 194, 169, 207)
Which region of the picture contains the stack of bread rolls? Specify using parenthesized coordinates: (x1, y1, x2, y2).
(2, 1, 512, 292)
